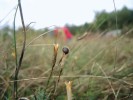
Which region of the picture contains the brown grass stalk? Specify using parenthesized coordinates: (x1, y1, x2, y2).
(53, 47, 69, 97)
(46, 44, 59, 90)
(65, 81, 73, 100)
(96, 63, 116, 99)
(0, 75, 132, 86)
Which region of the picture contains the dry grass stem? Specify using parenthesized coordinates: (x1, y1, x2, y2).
(96, 63, 116, 98)
(0, 75, 133, 86)
(46, 43, 59, 89)
(65, 81, 73, 100)
(26, 30, 54, 48)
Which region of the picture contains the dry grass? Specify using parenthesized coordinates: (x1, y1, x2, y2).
(0, 29, 133, 99)
(1, 0, 133, 99)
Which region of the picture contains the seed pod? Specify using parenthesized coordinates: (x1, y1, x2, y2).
(62, 47, 69, 55)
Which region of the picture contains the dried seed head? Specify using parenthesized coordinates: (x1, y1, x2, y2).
(65, 81, 72, 90)
(54, 44, 59, 54)
(62, 47, 69, 55)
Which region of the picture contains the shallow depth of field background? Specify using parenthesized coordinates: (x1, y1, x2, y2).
(0, 0, 133, 100)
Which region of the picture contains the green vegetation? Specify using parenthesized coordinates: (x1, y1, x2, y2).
(0, 1, 133, 99)
(68, 7, 133, 35)
(0, 27, 133, 99)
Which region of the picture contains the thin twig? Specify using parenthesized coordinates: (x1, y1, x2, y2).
(45, 44, 58, 90)
(0, 75, 133, 86)
(14, 0, 27, 99)
(53, 54, 66, 96)
(0, 6, 16, 23)
(115, 85, 121, 100)
(17, 44, 54, 48)
(26, 22, 36, 30)
(25, 30, 54, 48)
(25, 24, 57, 48)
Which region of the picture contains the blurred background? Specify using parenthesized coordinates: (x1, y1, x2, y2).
(0, 0, 133, 100)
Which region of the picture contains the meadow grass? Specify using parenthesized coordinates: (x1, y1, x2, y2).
(0, 31, 133, 99)
(0, 0, 133, 99)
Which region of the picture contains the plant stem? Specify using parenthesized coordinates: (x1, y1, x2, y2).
(14, 0, 26, 99)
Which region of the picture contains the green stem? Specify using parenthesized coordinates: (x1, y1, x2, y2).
(13, 5, 18, 68)
(13, 5, 18, 100)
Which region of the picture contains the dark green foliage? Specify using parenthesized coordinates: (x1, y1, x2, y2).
(94, 6, 133, 31)
(34, 89, 47, 100)
(67, 7, 133, 35)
